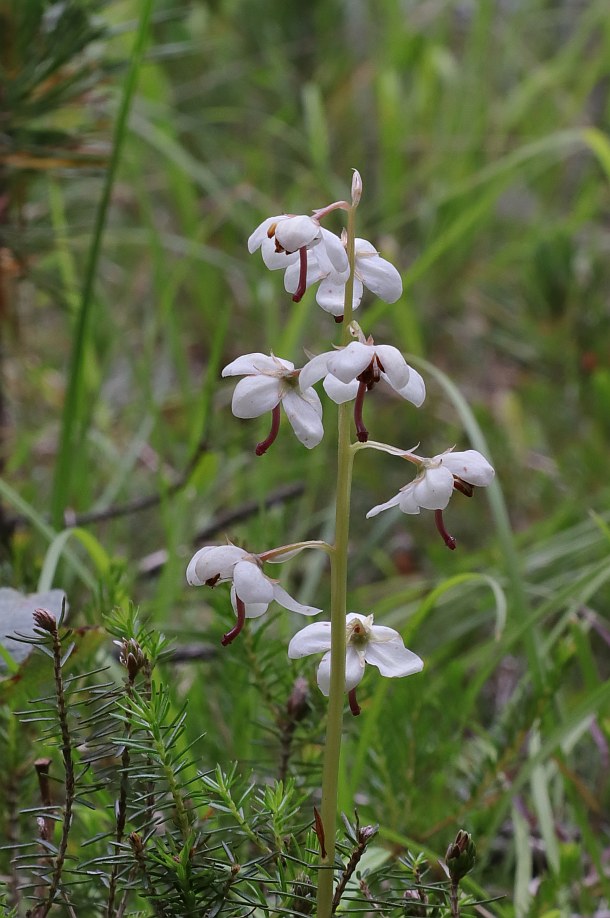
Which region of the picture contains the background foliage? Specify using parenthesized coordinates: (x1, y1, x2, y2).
(1, 0, 610, 914)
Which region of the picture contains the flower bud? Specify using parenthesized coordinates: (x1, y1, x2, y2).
(292, 873, 315, 915)
(351, 169, 363, 207)
(129, 831, 144, 855)
(115, 638, 147, 681)
(357, 823, 378, 845)
(445, 829, 476, 882)
(33, 608, 57, 634)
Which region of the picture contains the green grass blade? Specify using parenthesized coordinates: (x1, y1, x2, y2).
(50, 0, 155, 527)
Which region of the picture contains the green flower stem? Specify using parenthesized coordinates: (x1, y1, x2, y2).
(317, 199, 357, 918)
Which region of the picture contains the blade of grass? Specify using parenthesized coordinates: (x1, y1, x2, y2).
(0, 477, 95, 590)
(50, 0, 155, 527)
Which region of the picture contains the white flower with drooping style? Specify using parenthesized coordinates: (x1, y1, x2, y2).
(366, 448, 495, 517)
(248, 213, 350, 303)
(284, 236, 402, 317)
(288, 612, 423, 696)
(222, 352, 324, 454)
(299, 325, 425, 442)
(300, 331, 425, 409)
(187, 544, 321, 645)
(365, 446, 495, 550)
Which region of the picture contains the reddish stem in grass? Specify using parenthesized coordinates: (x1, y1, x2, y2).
(291, 246, 308, 302)
(348, 688, 361, 716)
(434, 509, 457, 550)
(354, 380, 368, 443)
(221, 596, 246, 646)
(255, 404, 281, 456)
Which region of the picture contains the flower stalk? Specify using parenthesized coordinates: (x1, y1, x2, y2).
(316, 193, 357, 918)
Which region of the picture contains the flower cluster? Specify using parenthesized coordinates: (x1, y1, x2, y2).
(187, 171, 495, 710)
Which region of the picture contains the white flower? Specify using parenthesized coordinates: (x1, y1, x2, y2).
(300, 339, 425, 407)
(248, 214, 321, 264)
(288, 612, 423, 696)
(187, 544, 321, 645)
(367, 449, 494, 517)
(222, 352, 324, 454)
(284, 236, 402, 317)
(366, 447, 495, 549)
(248, 215, 349, 302)
(299, 330, 425, 442)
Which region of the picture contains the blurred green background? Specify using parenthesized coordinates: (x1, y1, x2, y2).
(2, 0, 610, 913)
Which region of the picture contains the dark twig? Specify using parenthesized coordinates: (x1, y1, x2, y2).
(30, 610, 75, 918)
(34, 758, 54, 848)
(63, 436, 209, 527)
(129, 832, 165, 918)
(138, 481, 305, 577)
(278, 677, 309, 782)
(332, 823, 378, 913)
(106, 640, 146, 918)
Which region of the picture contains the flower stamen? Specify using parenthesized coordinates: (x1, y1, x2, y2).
(221, 596, 246, 646)
(453, 478, 474, 497)
(292, 247, 309, 302)
(255, 404, 281, 456)
(348, 688, 361, 717)
(434, 509, 457, 550)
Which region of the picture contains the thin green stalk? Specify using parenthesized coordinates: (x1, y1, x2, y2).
(50, 0, 154, 527)
(316, 197, 357, 918)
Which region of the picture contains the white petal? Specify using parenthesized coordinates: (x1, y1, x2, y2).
(282, 389, 324, 449)
(284, 250, 326, 294)
(413, 466, 455, 510)
(274, 215, 320, 253)
(397, 486, 421, 515)
(316, 275, 364, 315)
(233, 560, 274, 604)
(248, 216, 282, 254)
(314, 233, 349, 282)
(390, 365, 426, 407)
(314, 646, 365, 696)
(316, 652, 332, 696)
(222, 353, 277, 377)
(186, 545, 247, 585)
(365, 638, 423, 677)
(299, 352, 332, 391)
(373, 345, 410, 391)
(345, 646, 366, 692)
(355, 242, 403, 303)
(353, 238, 378, 257)
(261, 239, 299, 270)
(327, 342, 373, 383)
(439, 450, 495, 486)
(273, 583, 321, 615)
(365, 492, 402, 518)
(319, 228, 349, 275)
(288, 622, 332, 658)
(315, 276, 347, 315)
(323, 375, 359, 404)
(231, 376, 280, 418)
(231, 584, 268, 619)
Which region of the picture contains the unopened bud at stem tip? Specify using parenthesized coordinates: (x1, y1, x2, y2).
(33, 608, 57, 634)
(351, 169, 363, 207)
